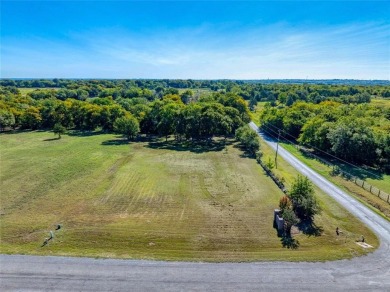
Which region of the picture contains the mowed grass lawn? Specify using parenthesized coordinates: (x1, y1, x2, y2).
(0, 131, 378, 261)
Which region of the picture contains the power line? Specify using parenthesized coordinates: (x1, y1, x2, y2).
(261, 122, 382, 179)
(259, 123, 382, 182)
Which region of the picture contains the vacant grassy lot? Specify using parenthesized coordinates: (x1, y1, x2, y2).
(0, 131, 377, 261)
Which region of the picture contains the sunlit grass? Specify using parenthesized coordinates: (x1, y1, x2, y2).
(0, 130, 378, 261)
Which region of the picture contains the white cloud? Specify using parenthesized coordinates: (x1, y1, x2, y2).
(1, 22, 389, 79)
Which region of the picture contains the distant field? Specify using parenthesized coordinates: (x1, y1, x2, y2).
(371, 97, 390, 108)
(18, 87, 59, 96)
(249, 101, 267, 124)
(0, 131, 377, 261)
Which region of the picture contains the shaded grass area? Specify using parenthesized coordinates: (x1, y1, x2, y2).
(0, 131, 378, 262)
(280, 143, 390, 220)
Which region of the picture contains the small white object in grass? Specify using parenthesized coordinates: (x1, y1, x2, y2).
(356, 242, 373, 248)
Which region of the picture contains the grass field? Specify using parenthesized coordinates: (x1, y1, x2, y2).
(371, 97, 390, 108)
(18, 88, 60, 96)
(249, 101, 267, 125)
(0, 131, 378, 261)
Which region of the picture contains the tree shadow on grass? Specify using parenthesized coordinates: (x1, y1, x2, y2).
(67, 130, 105, 137)
(0, 129, 35, 135)
(43, 137, 60, 141)
(101, 139, 131, 146)
(297, 219, 324, 237)
(273, 220, 300, 249)
(232, 143, 256, 159)
(281, 235, 300, 249)
(146, 139, 233, 154)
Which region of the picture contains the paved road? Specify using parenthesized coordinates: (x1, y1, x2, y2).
(1, 124, 390, 291)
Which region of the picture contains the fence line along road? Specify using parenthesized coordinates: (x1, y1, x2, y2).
(297, 145, 390, 204)
(249, 122, 390, 244)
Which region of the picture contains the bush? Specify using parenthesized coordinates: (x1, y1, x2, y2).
(235, 125, 260, 156)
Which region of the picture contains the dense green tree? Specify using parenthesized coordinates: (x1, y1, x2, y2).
(53, 123, 66, 138)
(114, 115, 140, 140)
(0, 109, 15, 131)
(281, 207, 299, 235)
(180, 90, 193, 104)
(235, 125, 260, 156)
(288, 175, 321, 221)
(249, 96, 257, 111)
(20, 107, 42, 129)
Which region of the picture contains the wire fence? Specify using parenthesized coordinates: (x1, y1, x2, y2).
(296, 145, 390, 204)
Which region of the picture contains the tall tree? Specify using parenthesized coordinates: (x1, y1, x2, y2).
(288, 175, 321, 221)
(114, 115, 140, 140)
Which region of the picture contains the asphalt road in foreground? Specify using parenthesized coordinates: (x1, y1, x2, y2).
(1, 124, 390, 291)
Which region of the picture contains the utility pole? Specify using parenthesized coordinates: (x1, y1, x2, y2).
(275, 130, 281, 169)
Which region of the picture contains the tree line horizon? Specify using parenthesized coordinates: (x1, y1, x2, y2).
(0, 78, 389, 172)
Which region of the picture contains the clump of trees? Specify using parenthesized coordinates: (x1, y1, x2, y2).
(235, 125, 260, 156)
(0, 86, 250, 144)
(260, 101, 390, 172)
(278, 175, 321, 236)
(1, 79, 388, 167)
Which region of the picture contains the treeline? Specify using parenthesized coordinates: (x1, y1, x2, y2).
(1, 79, 389, 104)
(0, 86, 250, 141)
(260, 101, 390, 171)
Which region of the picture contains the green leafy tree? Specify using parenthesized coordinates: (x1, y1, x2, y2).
(0, 109, 15, 131)
(281, 207, 299, 235)
(235, 125, 260, 156)
(20, 107, 42, 129)
(53, 123, 66, 139)
(180, 90, 193, 104)
(289, 175, 321, 221)
(114, 115, 140, 140)
(249, 96, 257, 111)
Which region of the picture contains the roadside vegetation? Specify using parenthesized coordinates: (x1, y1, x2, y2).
(280, 143, 390, 220)
(249, 91, 389, 219)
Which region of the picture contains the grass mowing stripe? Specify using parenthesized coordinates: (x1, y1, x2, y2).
(0, 130, 378, 262)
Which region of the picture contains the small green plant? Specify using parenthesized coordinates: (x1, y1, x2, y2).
(53, 123, 66, 139)
(265, 157, 275, 170)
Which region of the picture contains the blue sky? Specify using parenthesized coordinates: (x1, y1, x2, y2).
(1, 1, 389, 79)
